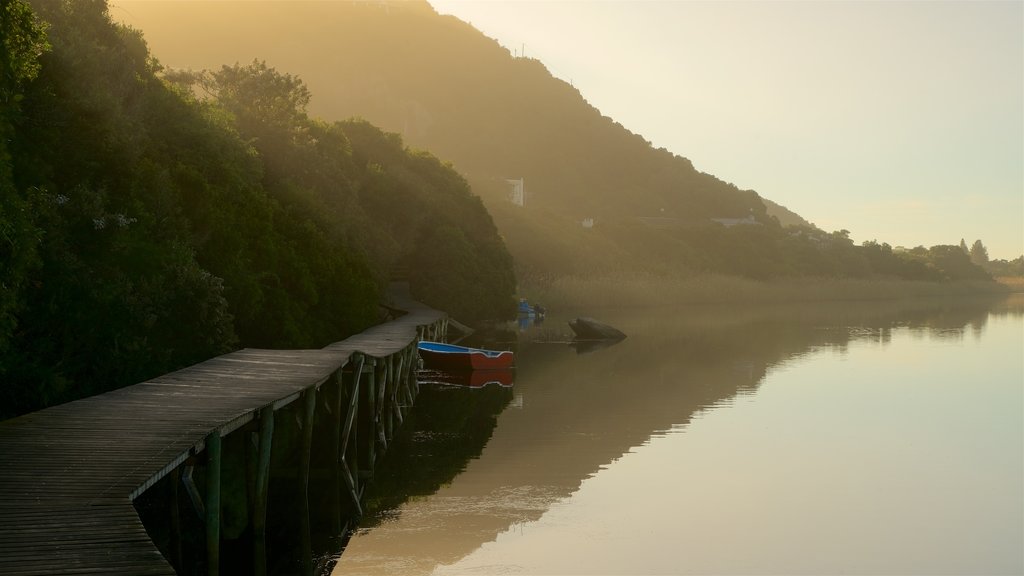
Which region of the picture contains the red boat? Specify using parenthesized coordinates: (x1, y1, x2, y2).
(417, 341, 514, 370)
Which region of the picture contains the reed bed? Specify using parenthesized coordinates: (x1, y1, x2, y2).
(995, 276, 1024, 292)
(519, 272, 1011, 312)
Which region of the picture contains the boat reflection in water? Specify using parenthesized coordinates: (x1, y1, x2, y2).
(418, 368, 514, 388)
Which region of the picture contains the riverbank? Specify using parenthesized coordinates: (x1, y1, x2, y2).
(519, 272, 1013, 311)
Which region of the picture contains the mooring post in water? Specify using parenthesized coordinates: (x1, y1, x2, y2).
(205, 431, 222, 576)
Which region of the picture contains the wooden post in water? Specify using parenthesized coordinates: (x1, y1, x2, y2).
(205, 431, 222, 576)
(253, 406, 274, 576)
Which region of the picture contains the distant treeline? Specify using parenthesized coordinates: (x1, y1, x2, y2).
(650, 224, 995, 281)
(0, 0, 515, 419)
(958, 238, 1024, 278)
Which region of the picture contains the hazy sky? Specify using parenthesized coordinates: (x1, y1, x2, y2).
(430, 0, 1023, 259)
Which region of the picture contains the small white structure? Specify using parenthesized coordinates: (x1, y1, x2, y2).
(581, 218, 595, 229)
(505, 178, 525, 206)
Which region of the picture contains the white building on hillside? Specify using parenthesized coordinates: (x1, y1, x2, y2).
(505, 178, 525, 207)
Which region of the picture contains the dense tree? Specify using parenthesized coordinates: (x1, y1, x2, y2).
(1, 1, 515, 419)
(0, 0, 48, 355)
(192, 61, 517, 322)
(969, 239, 989, 265)
(927, 245, 991, 281)
(984, 256, 1024, 277)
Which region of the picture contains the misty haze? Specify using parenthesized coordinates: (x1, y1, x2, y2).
(1, 1, 1021, 575)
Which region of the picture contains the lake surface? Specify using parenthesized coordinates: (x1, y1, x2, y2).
(331, 295, 1023, 575)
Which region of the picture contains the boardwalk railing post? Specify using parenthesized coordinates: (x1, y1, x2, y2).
(205, 431, 222, 576)
(253, 406, 274, 576)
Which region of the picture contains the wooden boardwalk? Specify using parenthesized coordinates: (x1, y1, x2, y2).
(0, 285, 446, 575)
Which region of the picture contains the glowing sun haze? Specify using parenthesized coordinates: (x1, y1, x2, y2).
(109, 0, 1023, 259)
(430, 0, 1023, 259)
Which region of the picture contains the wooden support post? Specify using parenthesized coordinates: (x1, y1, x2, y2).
(170, 466, 183, 572)
(366, 358, 377, 470)
(182, 460, 205, 518)
(376, 361, 388, 449)
(253, 407, 274, 576)
(205, 432, 222, 576)
(299, 388, 317, 576)
(377, 358, 387, 444)
(393, 353, 405, 425)
(385, 355, 396, 440)
(409, 344, 420, 403)
(340, 357, 364, 515)
(330, 370, 344, 534)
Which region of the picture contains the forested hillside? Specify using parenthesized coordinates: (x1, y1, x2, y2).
(0, 0, 515, 418)
(113, 0, 992, 283)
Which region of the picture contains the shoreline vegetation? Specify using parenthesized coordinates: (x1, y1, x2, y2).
(519, 273, 1016, 311)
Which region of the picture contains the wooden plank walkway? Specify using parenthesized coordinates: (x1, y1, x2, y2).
(0, 285, 444, 575)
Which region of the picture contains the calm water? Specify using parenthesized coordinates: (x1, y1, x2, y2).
(332, 296, 1024, 575)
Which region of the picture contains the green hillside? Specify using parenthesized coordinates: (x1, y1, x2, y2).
(113, 0, 984, 284)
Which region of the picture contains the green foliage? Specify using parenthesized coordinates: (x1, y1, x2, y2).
(926, 245, 992, 281)
(0, 0, 48, 355)
(1, 3, 517, 418)
(196, 62, 516, 325)
(983, 256, 1024, 277)
(340, 119, 517, 321)
(969, 239, 989, 265)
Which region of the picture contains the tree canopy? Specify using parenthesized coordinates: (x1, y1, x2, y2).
(1, 0, 515, 419)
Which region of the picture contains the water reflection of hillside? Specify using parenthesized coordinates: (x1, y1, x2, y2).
(332, 295, 1014, 575)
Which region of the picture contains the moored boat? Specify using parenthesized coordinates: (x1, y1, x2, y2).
(568, 317, 626, 340)
(518, 298, 546, 318)
(417, 341, 514, 370)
